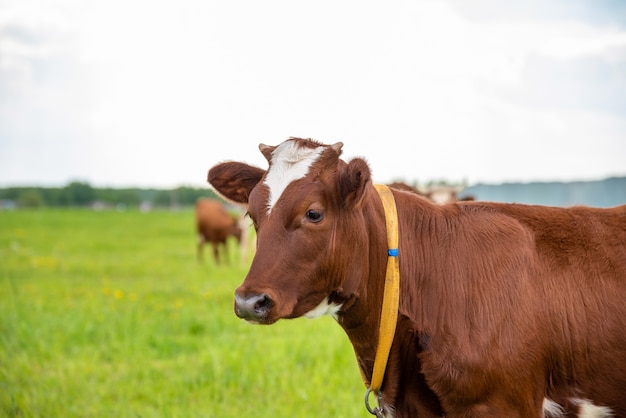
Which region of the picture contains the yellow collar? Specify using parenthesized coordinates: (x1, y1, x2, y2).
(364, 184, 401, 416)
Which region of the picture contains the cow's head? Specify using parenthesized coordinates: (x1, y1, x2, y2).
(208, 138, 372, 324)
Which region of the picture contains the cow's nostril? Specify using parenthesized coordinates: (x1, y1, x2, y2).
(253, 294, 271, 313)
(234, 293, 273, 322)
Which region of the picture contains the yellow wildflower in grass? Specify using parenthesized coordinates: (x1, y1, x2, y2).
(31, 256, 58, 270)
(113, 289, 124, 300)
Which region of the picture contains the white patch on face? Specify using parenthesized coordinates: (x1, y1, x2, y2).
(571, 398, 614, 418)
(264, 140, 324, 213)
(303, 297, 342, 320)
(543, 398, 565, 418)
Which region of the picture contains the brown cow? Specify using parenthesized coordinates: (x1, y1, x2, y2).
(195, 198, 242, 264)
(388, 182, 476, 203)
(207, 138, 626, 417)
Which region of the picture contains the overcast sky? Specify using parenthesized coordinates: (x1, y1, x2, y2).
(1, 0, 625, 188)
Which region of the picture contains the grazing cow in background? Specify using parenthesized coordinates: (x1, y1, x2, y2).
(195, 198, 242, 264)
(388, 182, 475, 203)
(423, 184, 464, 204)
(207, 138, 626, 417)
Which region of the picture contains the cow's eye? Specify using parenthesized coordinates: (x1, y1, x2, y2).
(246, 212, 258, 231)
(305, 209, 323, 223)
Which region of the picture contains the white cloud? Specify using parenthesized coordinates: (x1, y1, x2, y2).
(540, 29, 626, 60)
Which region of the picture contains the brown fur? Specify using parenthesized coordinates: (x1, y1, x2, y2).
(207, 138, 626, 417)
(195, 198, 242, 264)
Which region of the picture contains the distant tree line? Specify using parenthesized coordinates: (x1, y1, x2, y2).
(0, 181, 220, 209)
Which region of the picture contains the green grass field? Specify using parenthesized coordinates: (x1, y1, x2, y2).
(0, 209, 364, 417)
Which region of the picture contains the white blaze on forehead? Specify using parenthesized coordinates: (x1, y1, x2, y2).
(263, 140, 325, 212)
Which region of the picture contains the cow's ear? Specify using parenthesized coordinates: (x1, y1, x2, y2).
(208, 162, 265, 204)
(258, 143, 275, 163)
(339, 158, 371, 207)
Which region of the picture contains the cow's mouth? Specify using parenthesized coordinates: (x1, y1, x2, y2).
(242, 317, 277, 325)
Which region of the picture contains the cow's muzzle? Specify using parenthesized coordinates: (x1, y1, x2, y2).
(234, 293, 273, 323)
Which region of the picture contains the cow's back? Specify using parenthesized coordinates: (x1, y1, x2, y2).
(460, 201, 626, 268)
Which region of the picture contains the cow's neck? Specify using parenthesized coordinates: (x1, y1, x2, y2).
(337, 186, 392, 384)
(335, 187, 447, 383)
